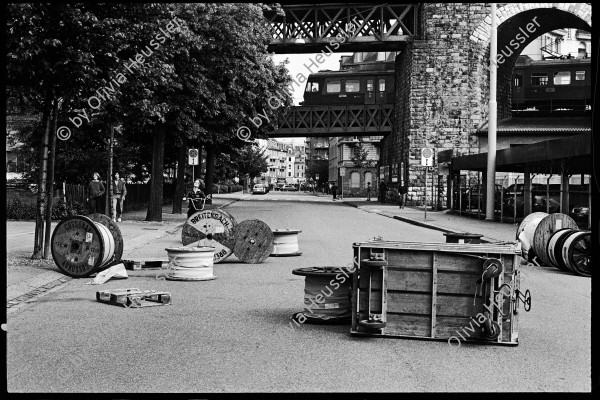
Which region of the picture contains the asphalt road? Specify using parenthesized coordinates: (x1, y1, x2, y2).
(6, 192, 591, 392)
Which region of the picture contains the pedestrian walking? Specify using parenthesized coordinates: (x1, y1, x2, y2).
(399, 184, 408, 209)
(332, 182, 338, 200)
(86, 172, 105, 214)
(183, 179, 206, 218)
(366, 182, 372, 201)
(379, 180, 387, 204)
(111, 172, 127, 222)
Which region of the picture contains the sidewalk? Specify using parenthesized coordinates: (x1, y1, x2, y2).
(6, 192, 251, 310)
(312, 192, 518, 243)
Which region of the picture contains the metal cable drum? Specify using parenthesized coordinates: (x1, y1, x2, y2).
(291, 267, 352, 324)
(532, 213, 578, 267)
(546, 228, 574, 272)
(560, 231, 591, 277)
(181, 209, 237, 263)
(270, 229, 302, 256)
(164, 246, 217, 281)
(51, 215, 122, 278)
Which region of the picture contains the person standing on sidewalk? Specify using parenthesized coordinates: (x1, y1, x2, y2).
(379, 180, 387, 204)
(332, 182, 338, 200)
(183, 179, 206, 218)
(87, 172, 105, 214)
(399, 184, 407, 209)
(366, 182, 372, 201)
(111, 172, 127, 222)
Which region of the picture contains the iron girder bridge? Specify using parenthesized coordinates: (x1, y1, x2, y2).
(271, 104, 393, 138)
(266, 3, 420, 53)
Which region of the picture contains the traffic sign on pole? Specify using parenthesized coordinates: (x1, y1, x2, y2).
(188, 148, 199, 165)
(421, 148, 434, 167)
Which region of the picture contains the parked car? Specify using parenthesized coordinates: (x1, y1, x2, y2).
(503, 184, 561, 217)
(459, 184, 503, 211)
(282, 184, 297, 191)
(570, 205, 590, 226)
(252, 184, 267, 195)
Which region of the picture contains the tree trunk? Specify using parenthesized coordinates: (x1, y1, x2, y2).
(105, 124, 114, 216)
(146, 122, 166, 221)
(43, 94, 59, 259)
(32, 90, 53, 260)
(172, 144, 186, 214)
(205, 143, 215, 197)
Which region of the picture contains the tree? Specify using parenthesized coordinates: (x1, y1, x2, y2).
(7, 3, 127, 257)
(235, 145, 269, 184)
(350, 142, 370, 168)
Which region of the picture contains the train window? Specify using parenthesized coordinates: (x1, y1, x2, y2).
(531, 73, 548, 86)
(367, 80, 374, 92)
(379, 79, 386, 92)
(514, 74, 522, 87)
(553, 71, 571, 85)
(576, 71, 585, 81)
(345, 80, 360, 92)
(326, 80, 341, 93)
(305, 82, 320, 92)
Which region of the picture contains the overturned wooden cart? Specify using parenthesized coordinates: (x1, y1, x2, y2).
(351, 240, 531, 346)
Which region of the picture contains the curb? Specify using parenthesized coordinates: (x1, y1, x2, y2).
(343, 201, 504, 243)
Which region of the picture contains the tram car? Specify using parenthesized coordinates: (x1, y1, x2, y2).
(301, 69, 395, 106)
(512, 56, 591, 113)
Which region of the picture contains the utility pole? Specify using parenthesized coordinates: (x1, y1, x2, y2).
(485, 3, 498, 220)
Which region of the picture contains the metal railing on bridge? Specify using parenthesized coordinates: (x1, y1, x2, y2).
(266, 4, 419, 53)
(274, 104, 393, 137)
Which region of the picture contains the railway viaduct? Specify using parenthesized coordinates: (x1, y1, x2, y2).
(266, 3, 592, 204)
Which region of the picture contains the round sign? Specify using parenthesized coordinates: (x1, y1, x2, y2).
(422, 148, 433, 158)
(189, 149, 199, 158)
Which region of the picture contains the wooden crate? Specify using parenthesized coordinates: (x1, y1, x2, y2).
(351, 240, 522, 346)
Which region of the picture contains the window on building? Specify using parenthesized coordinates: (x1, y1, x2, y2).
(514, 74, 522, 87)
(288, 172, 291, 177)
(345, 80, 360, 92)
(553, 71, 571, 85)
(578, 42, 587, 58)
(365, 171, 373, 186)
(379, 79, 386, 92)
(367, 80, 373, 92)
(326, 80, 341, 93)
(350, 171, 360, 188)
(289, 157, 292, 161)
(531, 73, 548, 86)
(576, 71, 585, 81)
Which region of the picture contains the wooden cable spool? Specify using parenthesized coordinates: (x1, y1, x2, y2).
(181, 209, 237, 263)
(270, 229, 302, 256)
(51, 215, 122, 278)
(532, 213, 578, 267)
(164, 246, 216, 281)
(233, 219, 274, 263)
(291, 267, 352, 324)
(516, 212, 548, 240)
(560, 230, 591, 277)
(517, 213, 547, 261)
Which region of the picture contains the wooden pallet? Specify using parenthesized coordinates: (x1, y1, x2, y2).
(122, 259, 168, 270)
(96, 288, 171, 308)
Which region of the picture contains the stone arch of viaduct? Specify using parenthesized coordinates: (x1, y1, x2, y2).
(382, 3, 591, 205)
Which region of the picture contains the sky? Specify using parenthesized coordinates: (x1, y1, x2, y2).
(270, 53, 352, 145)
